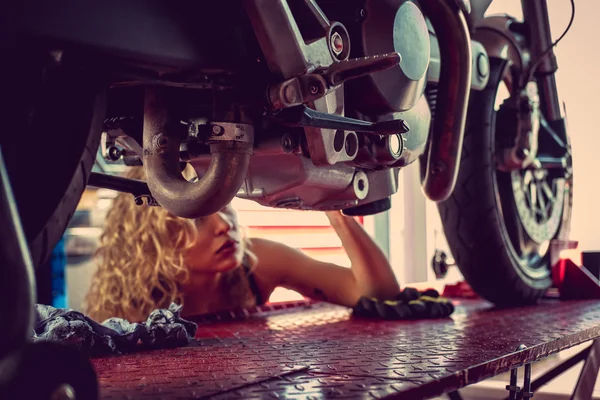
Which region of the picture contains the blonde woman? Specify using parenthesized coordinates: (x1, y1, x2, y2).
(84, 167, 399, 322)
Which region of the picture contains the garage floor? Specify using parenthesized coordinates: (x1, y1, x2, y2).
(92, 299, 600, 399)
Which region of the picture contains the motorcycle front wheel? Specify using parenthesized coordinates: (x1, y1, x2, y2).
(2, 53, 106, 268)
(438, 58, 573, 305)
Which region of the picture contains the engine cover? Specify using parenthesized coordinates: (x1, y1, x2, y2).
(347, 0, 430, 115)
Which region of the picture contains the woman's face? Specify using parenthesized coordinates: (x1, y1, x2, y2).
(186, 204, 245, 273)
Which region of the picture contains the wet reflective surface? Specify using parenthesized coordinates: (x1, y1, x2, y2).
(93, 299, 600, 399)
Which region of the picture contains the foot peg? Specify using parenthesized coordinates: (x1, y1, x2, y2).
(318, 52, 401, 87)
(269, 53, 401, 110)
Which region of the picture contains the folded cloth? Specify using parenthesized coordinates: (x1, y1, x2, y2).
(32, 303, 197, 356)
(352, 287, 455, 320)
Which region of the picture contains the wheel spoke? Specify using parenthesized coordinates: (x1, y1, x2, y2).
(540, 115, 567, 150)
(530, 182, 537, 208)
(536, 183, 548, 220)
(542, 180, 555, 203)
(524, 170, 533, 186)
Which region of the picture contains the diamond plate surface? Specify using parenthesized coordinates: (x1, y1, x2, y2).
(93, 340, 309, 399)
(93, 299, 600, 399)
(209, 371, 409, 400)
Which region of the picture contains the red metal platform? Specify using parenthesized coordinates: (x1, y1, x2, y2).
(92, 299, 600, 399)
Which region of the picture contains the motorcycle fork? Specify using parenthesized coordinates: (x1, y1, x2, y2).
(521, 0, 571, 173)
(521, 0, 562, 123)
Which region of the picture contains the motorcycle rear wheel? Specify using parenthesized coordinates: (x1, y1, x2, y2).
(2, 55, 106, 268)
(438, 58, 573, 305)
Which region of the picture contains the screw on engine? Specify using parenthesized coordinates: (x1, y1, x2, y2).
(280, 134, 296, 153)
(330, 32, 344, 56)
(107, 146, 123, 161)
(308, 83, 320, 95)
(157, 135, 169, 148)
(211, 125, 225, 136)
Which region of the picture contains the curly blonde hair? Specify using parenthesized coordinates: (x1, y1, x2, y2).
(84, 166, 256, 322)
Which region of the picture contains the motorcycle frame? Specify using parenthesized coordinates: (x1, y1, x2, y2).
(3, 0, 561, 118)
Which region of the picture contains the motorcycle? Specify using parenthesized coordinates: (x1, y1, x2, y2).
(0, 1, 574, 392)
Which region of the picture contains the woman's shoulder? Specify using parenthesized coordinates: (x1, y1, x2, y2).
(249, 237, 275, 251)
(249, 237, 283, 255)
(249, 237, 298, 265)
(246, 237, 296, 282)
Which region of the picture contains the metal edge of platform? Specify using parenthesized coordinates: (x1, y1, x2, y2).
(392, 326, 600, 399)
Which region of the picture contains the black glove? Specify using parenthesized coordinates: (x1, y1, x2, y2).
(352, 287, 454, 320)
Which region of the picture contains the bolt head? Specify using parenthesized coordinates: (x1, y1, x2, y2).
(331, 32, 344, 56)
(281, 135, 294, 153)
(477, 53, 489, 78)
(212, 125, 224, 135)
(108, 146, 122, 161)
(308, 84, 320, 95)
(157, 135, 168, 148)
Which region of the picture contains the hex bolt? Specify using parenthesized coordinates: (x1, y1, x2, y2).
(211, 125, 224, 136)
(108, 146, 123, 161)
(330, 32, 344, 56)
(157, 135, 169, 148)
(281, 134, 295, 153)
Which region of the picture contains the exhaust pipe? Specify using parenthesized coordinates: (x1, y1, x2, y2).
(142, 87, 253, 219)
(420, 0, 472, 202)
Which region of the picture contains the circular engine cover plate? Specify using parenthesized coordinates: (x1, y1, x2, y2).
(348, 0, 430, 115)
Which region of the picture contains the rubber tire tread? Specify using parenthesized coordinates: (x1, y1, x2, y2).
(2, 60, 106, 269)
(437, 62, 569, 306)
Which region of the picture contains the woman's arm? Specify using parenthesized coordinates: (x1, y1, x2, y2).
(251, 211, 400, 307)
(326, 211, 400, 299)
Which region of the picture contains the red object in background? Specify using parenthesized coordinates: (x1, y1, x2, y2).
(553, 258, 600, 300)
(551, 239, 600, 300)
(442, 280, 478, 299)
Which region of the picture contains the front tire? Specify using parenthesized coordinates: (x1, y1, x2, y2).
(2, 52, 106, 268)
(438, 58, 573, 305)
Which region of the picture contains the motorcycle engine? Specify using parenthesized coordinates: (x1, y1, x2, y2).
(120, 0, 433, 217)
(187, 0, 431, 214)
(321, 0, 431, 115)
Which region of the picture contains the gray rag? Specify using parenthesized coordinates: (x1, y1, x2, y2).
(32, 303, 197, 356)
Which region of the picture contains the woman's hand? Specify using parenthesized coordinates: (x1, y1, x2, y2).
(324, 210, 346, 222)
